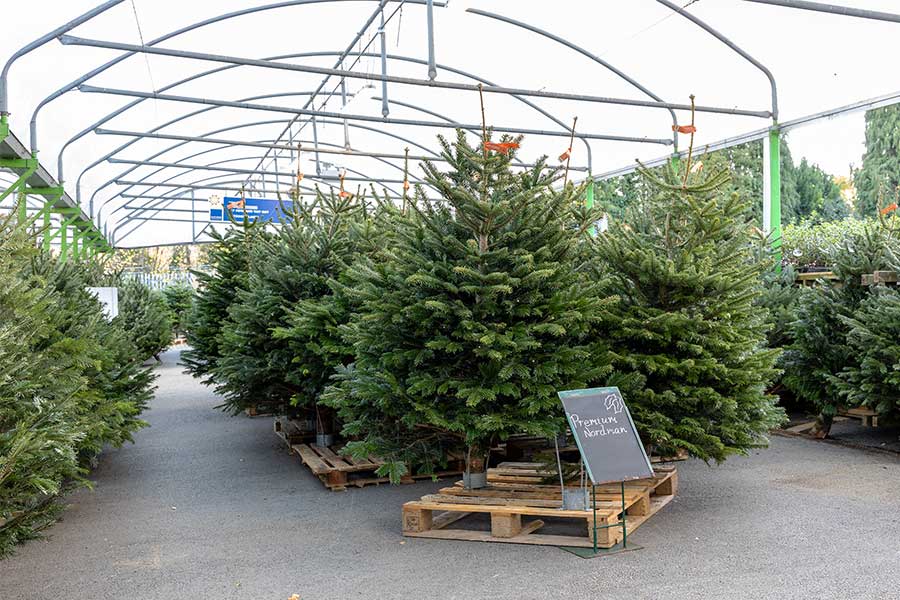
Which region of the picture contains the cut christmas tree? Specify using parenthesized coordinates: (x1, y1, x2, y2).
(590, 160, 784, 462)
(326, 130, 612, 485)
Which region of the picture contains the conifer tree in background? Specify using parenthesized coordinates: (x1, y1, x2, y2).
(116, 279, 173, 361)
(854, 104, 900, 218)
(326, 131, 612, 483)
(213, 191, 372, 417)
(590, 161, 784, 462)
(182, 225, 265, 382)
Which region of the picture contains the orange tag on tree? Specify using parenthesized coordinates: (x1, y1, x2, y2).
(880, 202, 898, 215)
(673, 125, 697, 134)
(484, 141, 519, 155)
(558, 150, 571, 162)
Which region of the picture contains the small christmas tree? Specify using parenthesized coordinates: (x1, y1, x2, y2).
(116, 279, 173, 361)
(591, 161, 783, 461)
(326, 130, 610, 483)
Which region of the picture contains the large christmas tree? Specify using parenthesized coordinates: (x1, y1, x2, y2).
(182, 225, 265, 382)
(591, 161, 783, 462)
(326, 130, 611, 482)
(213, 191, 372, 417)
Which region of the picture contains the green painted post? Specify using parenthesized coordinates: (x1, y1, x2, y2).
(17, 187, 27, 224)
(60, 222, 68, 262)
(42, 207, 51, 250)
(769, 127, 781, 269)
(585, 178, 594, 209)
(765, 127, 782, 269)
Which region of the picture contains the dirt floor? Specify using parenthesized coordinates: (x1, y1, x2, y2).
(1, 348, 899, 600)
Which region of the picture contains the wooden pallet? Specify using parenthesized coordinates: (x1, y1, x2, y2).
(838, 407, 880, 428)
(292, 443, 464, 491)
(402, 464, 677, 548)
(862, 270, 899, 286)
(244, 405, 274, 418)
(273, 418, 315, 450)
(797, 271, 838, 286)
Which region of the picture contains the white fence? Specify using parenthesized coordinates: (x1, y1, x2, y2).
(122, 271, 194, 290)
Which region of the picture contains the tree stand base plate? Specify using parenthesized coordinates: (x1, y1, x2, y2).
(560, 541, 644, 559)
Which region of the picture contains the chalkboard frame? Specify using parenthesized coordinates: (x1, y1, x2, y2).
(558, 386, 654, 485)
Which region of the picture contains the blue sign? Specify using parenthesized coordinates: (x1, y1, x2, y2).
(208, 196, 294, 223)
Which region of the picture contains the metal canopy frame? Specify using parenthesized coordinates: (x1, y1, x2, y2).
(2, 0, 899, 250)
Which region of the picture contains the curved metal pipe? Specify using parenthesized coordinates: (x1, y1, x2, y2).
(28, 0, 444, 153)
(1, 0, 124, 116)
(72, 50, 588, 210)
(92, 100, 444, 228)
(656, 0, 779, 121)
(93, 113, 444, 230)
(466, 7, 680, 150)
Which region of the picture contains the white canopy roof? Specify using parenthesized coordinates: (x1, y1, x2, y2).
(2, 0, 899, 247)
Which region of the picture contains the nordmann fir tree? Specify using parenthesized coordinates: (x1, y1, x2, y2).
(115, 279, 173, 361)
(270, 192, 387, 427)
(214, 190, 372, 418)
(591, 161, 784, 462)
(182, 223, 266, 383)
(325, 130, 613, 485)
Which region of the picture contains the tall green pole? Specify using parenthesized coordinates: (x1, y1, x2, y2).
(42, 206, 51, 250)
(60, 223, 68, 262)
(765, 126, 782, 268)
(17, 187, 27, 224)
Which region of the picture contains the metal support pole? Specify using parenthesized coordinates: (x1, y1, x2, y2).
(191, 189, 196, 241)
(380, 9, 389, 118)
(763, 126, 782, 267)
(340, 69, 351, 149)
(742, 0, 900, 23)
(426, 0, 437, 80)
(72, 231, 81, 261)
(17, 187, 27, 224)
(80, 85, 673, 144)
(64, 37, 771, 118)
(312, 116, 322, 175)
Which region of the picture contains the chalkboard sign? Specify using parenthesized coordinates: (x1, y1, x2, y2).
(558, 386, 653, 485)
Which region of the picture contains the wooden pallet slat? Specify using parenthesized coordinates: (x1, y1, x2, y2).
(290, 443, 462, 491)
(402, 465, 677, 549)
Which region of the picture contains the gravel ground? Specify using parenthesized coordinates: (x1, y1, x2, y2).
(2, 348, 899, 600)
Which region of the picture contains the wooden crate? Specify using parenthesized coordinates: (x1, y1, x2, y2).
(292, 443, 464, 491)
(402, 464, 677, 548)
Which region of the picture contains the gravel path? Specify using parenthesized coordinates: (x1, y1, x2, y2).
(2, 348, 899, 600)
